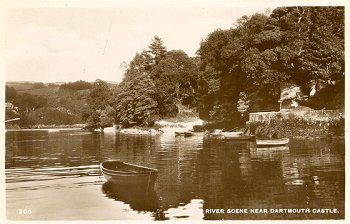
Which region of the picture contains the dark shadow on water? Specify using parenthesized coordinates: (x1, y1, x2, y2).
(101, 182, 167, 220)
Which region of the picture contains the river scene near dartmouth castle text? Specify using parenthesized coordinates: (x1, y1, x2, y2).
(6, 129, 344, 220)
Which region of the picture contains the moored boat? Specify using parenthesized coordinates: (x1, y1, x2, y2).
(224, 135, 255, 141)
(256, 138, 290, 147)
(184, 132, 194, 137)
(100, 161, 158, 187)
(175, 131, 193, 137)
(208, 131, 244, 138)
(208, 132, 223, 137)
(222, 131, 243, 137)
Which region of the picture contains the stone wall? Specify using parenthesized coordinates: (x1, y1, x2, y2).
(248, 109, 344, 138)
(249, 110, 344, 123)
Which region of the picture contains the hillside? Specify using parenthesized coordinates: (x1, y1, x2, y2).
(5, 81, 117, 128)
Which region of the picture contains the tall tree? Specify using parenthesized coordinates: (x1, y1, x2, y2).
(148, 35, 167, 65)
(114, 54, 159, 126)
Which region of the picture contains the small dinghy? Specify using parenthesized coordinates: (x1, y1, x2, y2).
(222, 131, 243, 137)
(256, 138, 290, 147)
(100, 161, 158, 187)
(175, 131, 193, 137)
(224, 135, 255, 141)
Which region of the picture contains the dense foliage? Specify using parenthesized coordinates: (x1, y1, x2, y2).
(5, 83, 93, 128)
(60, 80, 92, 91)
(6, 85, 17, 101)
(197, 6, 344, 128)
(112, 36, 199, 126)
(83, 79, 115, 130)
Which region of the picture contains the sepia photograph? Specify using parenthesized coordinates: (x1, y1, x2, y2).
(2, 0, 347, 223)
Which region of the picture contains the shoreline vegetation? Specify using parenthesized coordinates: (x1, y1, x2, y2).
(5, 7, 344, 139)
(5, 113, 344, 139)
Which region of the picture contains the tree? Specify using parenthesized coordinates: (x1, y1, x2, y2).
(60, 80, 92, 91)
(113, 37, 200, 125)
(269, 7, 344, 90)
(197, 27, 247, 127)
(5, 85, 16, 101)
(150, 50, 199, 117)
(84, 79, 113, 129)
(15, 93, 47, 112)
(196, 7, 344, 128)
(113, 53, 159, 126)
(87, 79, 112, 111)
(100, 105, 116, 129)
(148, 35, 167, 65)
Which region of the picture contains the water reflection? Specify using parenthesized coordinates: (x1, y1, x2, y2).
(101, 182, 166, 219)
(5, 130, 345, 220)
(5, 130, 102, 168)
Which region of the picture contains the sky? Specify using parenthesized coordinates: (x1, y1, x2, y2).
(4, 1, 285, 83)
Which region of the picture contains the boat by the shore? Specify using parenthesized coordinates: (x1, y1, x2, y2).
(222, 131, 243, 137)
(256, 138, 290, 147)
(175, 131, 194, 137)
(206, 127, 253, 141)
(100, 161, 158, 187)
(207, 132, 223, 137)
(224, 135, 255, 141)
(207, 131, 244, 138)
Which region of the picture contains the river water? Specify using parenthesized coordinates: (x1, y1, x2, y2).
(5, 129, 345, 220)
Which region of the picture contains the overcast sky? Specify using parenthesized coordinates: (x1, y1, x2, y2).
(4, 2, 284, 83)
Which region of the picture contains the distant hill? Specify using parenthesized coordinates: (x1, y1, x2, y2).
(5, 80, 118, 128)
(6, 80, 118, 92)
(6, 81, 47, 91)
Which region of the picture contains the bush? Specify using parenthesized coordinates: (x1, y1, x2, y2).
(329, 117, 345, 136)
(27, 108, 79, 125)
(60, 80, 92, 91)
(193, 125, 205, 132)
(32, 82, 45, 89)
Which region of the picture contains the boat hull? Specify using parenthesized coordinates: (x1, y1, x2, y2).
(100, 161, 158, 187)
(222, 132, 243, 137)
(175, 131, 193, 137)
(224, 135, 255, 141)
(256, 138, 289, 147)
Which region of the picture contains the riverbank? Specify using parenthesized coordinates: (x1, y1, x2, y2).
(6, 123, 86, 130)
(5, 117, 204, 135)
(99, 117, 204, 135)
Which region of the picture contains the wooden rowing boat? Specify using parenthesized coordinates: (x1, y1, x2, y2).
(100, 161, 158, 186)
(256, 138, 290, 147)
